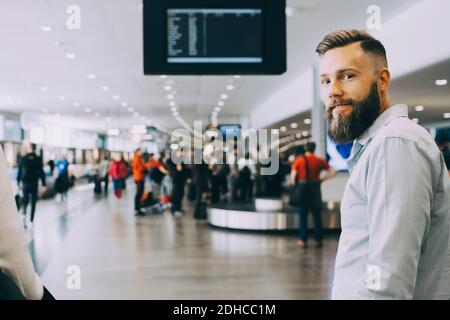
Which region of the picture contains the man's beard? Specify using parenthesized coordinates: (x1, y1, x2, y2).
(326, 82, 381, 144)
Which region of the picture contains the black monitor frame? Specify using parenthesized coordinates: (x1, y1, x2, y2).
(143, 0, 286, 75)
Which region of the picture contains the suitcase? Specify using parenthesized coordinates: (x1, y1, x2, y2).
(94, 179, 102, 194)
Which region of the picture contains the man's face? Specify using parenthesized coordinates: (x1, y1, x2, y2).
(319, 42, 382, 144)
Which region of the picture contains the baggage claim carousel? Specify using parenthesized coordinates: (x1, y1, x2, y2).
(207, 197, 341, 231)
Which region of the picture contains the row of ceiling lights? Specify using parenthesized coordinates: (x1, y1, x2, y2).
(210, 75, 240, 126)
(39, 23, 153, 128)
(160, 75, 193, 133)
(278, 118, 312, 133)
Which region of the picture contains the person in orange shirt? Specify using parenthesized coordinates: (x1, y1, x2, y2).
(132, 148, 147, 216)
(145, 153, 168, 202)
(290, 142, 336, 248)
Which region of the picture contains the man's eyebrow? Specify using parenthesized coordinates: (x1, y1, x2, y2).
(320, 68, 360, 78)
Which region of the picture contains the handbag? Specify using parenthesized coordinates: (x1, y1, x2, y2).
(288, 155, 310, 207)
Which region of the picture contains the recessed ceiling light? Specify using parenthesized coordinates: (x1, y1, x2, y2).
(160, 75, 167, 79)
(296, 133, 301, 138)
(85, 108, 91, 113)
(435, 79, 448, 86)
(290, 123, 298, 129)
(218, 101, 225, 107)
(220, 94, 228, 100)
(304, 118, 312, 125)
(40, 25, 52, 32)
(164, 85, 172, 91)
(167, 94, 174, 100)
(65, 53, 76, 59)
(302, 131, 309, 136)
(169, 101, 176, 107)
(58, 95, 66, 101)
(272, 129, 279, 134)
(444, 113, 450, 119)
(226, 85, 234, 91)
(234, 75, 241, 79)
(214, 107, 221, 112)
(107, 128, 119, 136)
(113, 95, 120, 100)
(40, 86, 49, 92)
(173, 111, 179, 116)
(128, 107, 134, 112)
(87, 74, 96, 80)
(412, 118, 419, 123)
(121, 101, 128, 107)
(73, 102, 80, 107)
(415, 105, 424, 112)
(285, 7, 294, 17)
(101, 86, 110, 92)
(171, 107, 177, 112)
(212, 111, 218, 116)
(280, 126, 287, 132)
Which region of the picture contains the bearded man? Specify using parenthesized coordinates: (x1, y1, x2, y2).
(316, 29, 450, 299)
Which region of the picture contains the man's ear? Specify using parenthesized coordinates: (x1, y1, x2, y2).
(378, 67, 391, 93)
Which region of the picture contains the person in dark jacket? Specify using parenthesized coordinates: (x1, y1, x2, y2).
(166, 149, 189, 216)
(191, 158, 211, 219)
(17, 143, 46, 228)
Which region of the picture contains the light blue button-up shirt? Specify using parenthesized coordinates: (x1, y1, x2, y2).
(332, 104, 450, 300)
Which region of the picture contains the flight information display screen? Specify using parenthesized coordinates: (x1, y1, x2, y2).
(166, 8, 262, 64)
(143, 0, 286, 75)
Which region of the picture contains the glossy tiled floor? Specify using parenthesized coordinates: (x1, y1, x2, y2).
(25, 181, 340, 300)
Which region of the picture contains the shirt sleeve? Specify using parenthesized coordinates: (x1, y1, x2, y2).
(353, 137, 432, 299)
(322, 158, 330, 170)
(291, 158, 299, 172)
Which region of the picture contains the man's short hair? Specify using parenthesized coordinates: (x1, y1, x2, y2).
(306, 142, 316, 153)
(30, 143, 37, 152)
(134, 148, 141, 154)
(315, 29, 388, 68)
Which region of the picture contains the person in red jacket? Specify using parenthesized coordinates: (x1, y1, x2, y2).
(109, 156, 128, 199)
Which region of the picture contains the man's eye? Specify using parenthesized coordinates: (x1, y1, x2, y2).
(342, 74, 354, 80)
(321, 79, 330, 85)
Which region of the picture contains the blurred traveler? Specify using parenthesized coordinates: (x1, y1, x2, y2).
(109, 156, 128, 199)
(191, 159, 211, 219)
(54, 155, 69, 202)
(146, 153, 168, 201)
(98, 155, 110, 195)
(16, 143, 47, 229)
(132, 148, 146, 216)
(0, 145, 54, 300)
(290, 143, 336, 248)
(317, 29, 450, 299)
(237, 152, 256, 202)
(166, 149, 189, 216)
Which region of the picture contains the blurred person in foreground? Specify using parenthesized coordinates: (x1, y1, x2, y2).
(0, 145, 54, 300)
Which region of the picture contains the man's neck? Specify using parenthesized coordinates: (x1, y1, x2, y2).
(379, 96, 391, 114)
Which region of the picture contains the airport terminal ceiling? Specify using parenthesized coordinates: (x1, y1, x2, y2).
(0, 0, 447, 136)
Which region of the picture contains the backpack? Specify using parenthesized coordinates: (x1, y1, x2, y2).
(149, 167, 164, 184)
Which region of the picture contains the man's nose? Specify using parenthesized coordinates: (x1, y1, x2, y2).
(328, 80, 344, 101)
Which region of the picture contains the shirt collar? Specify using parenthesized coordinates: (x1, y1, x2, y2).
(355, 104, 409, 146)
